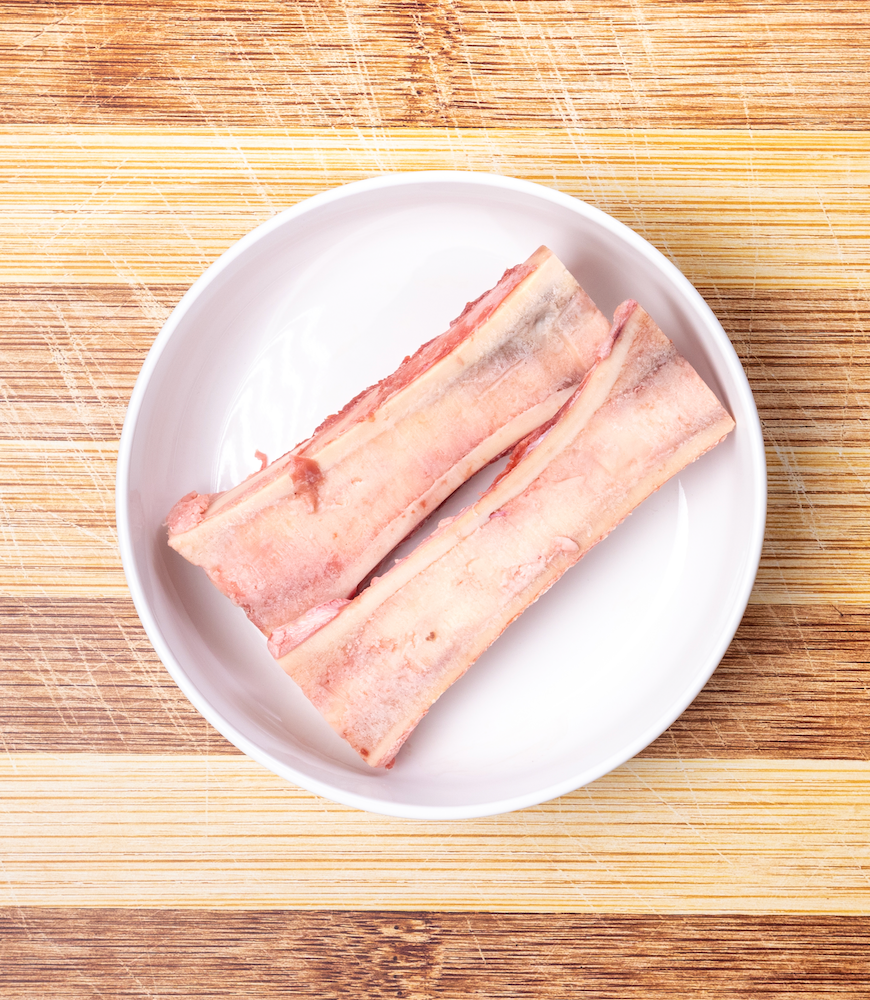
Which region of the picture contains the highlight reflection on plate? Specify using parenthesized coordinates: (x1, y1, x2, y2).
(117, 172, 766, 818)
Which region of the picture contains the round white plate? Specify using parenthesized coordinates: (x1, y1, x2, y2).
(117, 172, 766, 819)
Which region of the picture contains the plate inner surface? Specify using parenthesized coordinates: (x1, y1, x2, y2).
(126, 177, 762, 815)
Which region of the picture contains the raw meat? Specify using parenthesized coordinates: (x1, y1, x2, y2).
(167, 246, 611, 636)
(273, 301, 736, 768)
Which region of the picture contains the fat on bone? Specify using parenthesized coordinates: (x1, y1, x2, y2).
(274, 300, 736, 769)
(165, 246, 612, 637)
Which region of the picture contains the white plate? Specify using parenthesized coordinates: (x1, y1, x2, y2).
(117, 172, 766, 819)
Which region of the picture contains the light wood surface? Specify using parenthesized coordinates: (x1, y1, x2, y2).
(1, 128, 867, 288)
(2, 1, 869, 993)
(2, 755, 870, 913)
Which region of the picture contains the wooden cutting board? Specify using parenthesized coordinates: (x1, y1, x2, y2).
(1, 2, 869, 995)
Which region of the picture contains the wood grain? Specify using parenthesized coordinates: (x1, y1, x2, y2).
(0, 596, 224, 754)
(2, 599, 869, 760)
(2, 128, 867, 287)
(0, 282, 180, 441)
(1, 0, 868, 989)
(2, 2, 869, 129)
(723, 288, 870, 449)
(762, 447, 870, 604)
(1, 754, 870, 911)
(3, 439, 867, 602)
(655, 603, 870, 759)
(2, 909, 869, 999)
(2, 283, 868, 444)
(0, 440, 122, 596)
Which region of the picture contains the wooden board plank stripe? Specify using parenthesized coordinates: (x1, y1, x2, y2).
(2, 599, 868, 760)
(655, 603, 870, 760)
(0, 282, 180, 442)
(0, 440, 121, 596)
(1, 755, 869, 912)
(0, 595, 224, 755)
(718, 287, 870, 449)
(1, 2, 869, 129)
(1, 909, 868, 998)
(1, 441, 867, 603)
(1, 128, 867, 287)
(2, 283, 868, 446)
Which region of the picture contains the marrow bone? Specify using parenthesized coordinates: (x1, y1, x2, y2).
(274, 301, 736, 768)
(166, 247, 611, 637)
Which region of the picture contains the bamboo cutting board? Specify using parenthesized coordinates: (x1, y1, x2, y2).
(1, 2, 870, 996)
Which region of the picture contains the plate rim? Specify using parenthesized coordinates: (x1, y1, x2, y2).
(116, 170, 768, 819)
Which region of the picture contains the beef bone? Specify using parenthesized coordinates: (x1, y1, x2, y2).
(273, 301, 736, 768)
(166, 246, 611, 637)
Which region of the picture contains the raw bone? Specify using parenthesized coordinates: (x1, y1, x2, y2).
(274, 301, 736, 768)
(166, 246, 611, 636)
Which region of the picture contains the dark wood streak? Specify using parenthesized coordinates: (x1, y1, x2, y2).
(1, 2, 869, 129)
(0, 282, 182, 441)
(0, 595, 233, 753)
(646, 603, 870, 760)
(1, 909, 869, 997)
(1, 283, 868, 444)
(2, 596, 868, 758)
(707, 286, 870, 448)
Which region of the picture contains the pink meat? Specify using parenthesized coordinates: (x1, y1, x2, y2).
(167, 246, 611, 636)
(274, 301, 736, 768)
